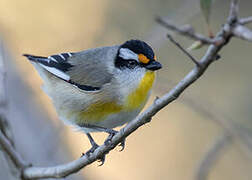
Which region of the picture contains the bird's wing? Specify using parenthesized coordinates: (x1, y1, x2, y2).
(24, 45, 119, 91)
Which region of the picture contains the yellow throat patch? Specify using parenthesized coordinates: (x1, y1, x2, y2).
(126, 71, 155, 109)
(76, 71, 155, 123)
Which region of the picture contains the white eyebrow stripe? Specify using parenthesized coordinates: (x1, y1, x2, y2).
(119, 48, 139, 61)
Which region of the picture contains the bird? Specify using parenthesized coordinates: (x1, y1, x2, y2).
(24, 39, 162, 163)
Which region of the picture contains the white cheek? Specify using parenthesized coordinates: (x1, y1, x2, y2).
(119, 48, 138, 61)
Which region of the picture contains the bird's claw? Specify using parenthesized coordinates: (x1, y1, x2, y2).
(97, 155, 106, 166)
(118, 138, 126, 151)
(81, 143, 107, 166)
(85, 143, 99, 156)
(104, 129, 118, 145)
(104, 130, 126, 151)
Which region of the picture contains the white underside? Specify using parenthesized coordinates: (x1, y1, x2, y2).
(59, 108, 141, 133)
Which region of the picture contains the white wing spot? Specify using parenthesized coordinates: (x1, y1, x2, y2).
(59, 54, 65, 60)
(48, 56, 57, 62)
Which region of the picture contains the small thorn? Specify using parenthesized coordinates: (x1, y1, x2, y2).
(215, 54, 221, 60)
(146, 117, 152, 123)
(154, 96, 160, 104)
(118, 139, 126, 152)
(97, 156, 106, 166)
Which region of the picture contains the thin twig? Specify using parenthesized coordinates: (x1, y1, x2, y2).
(233, 25, 252, 42)
(156, 16, 221, 44)
(227, 1, 252, 42)
(166, 34, 202, 68)
(228, 0, 239, 24)
(239, 16, 252, 25)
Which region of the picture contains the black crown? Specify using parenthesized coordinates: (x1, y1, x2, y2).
(121, 40, 155, 60)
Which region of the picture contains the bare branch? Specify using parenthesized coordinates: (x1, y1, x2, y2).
(166, 34, 202, 67)
(233, 25, 252, 42)
(0, 43, 13, 145)
(0, 43, 28, 173)
(195, 134, 232, 180)
(0, 40, 23, 180)
(156, 17, 222, 44)
(22, 20, 235, 179)
(239, 16, 252, 25)
(226, 1, 252, 42)
(0, 131, 28, 170)
(0, 1, 249, 179)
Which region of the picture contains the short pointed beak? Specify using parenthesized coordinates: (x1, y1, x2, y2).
(145, 60, 162, 71)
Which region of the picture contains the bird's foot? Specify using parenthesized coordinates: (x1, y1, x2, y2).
(85, 143, 99, 156)
(97, 155, 106, 166)
(81, 143, 106, 166)
(104, 129, 118, 145)
(104, 129, 126, 151)
(118, 138, 126, 151)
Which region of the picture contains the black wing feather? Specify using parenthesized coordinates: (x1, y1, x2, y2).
(23, 53, 101, 91)
(23, 53, 73, 72)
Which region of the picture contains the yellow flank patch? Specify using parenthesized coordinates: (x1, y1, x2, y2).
(138, 54, 150, 64)
(77, 101, 123, 123)
(126, 71, 155, 110)
(75, 71, 155, 124)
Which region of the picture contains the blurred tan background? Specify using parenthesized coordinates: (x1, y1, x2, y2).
(0, 0, 252, 180)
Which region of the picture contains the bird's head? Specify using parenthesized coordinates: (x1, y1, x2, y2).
(115, 40, 162, 71)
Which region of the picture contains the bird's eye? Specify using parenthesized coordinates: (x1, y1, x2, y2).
(127, 60, 138, 68)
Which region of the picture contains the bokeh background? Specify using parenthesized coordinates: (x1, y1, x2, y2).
(0, 0, 252, 180)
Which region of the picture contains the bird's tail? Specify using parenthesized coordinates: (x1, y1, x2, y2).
(23, 53, 71, 81)
(23, 54, 48, 63)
